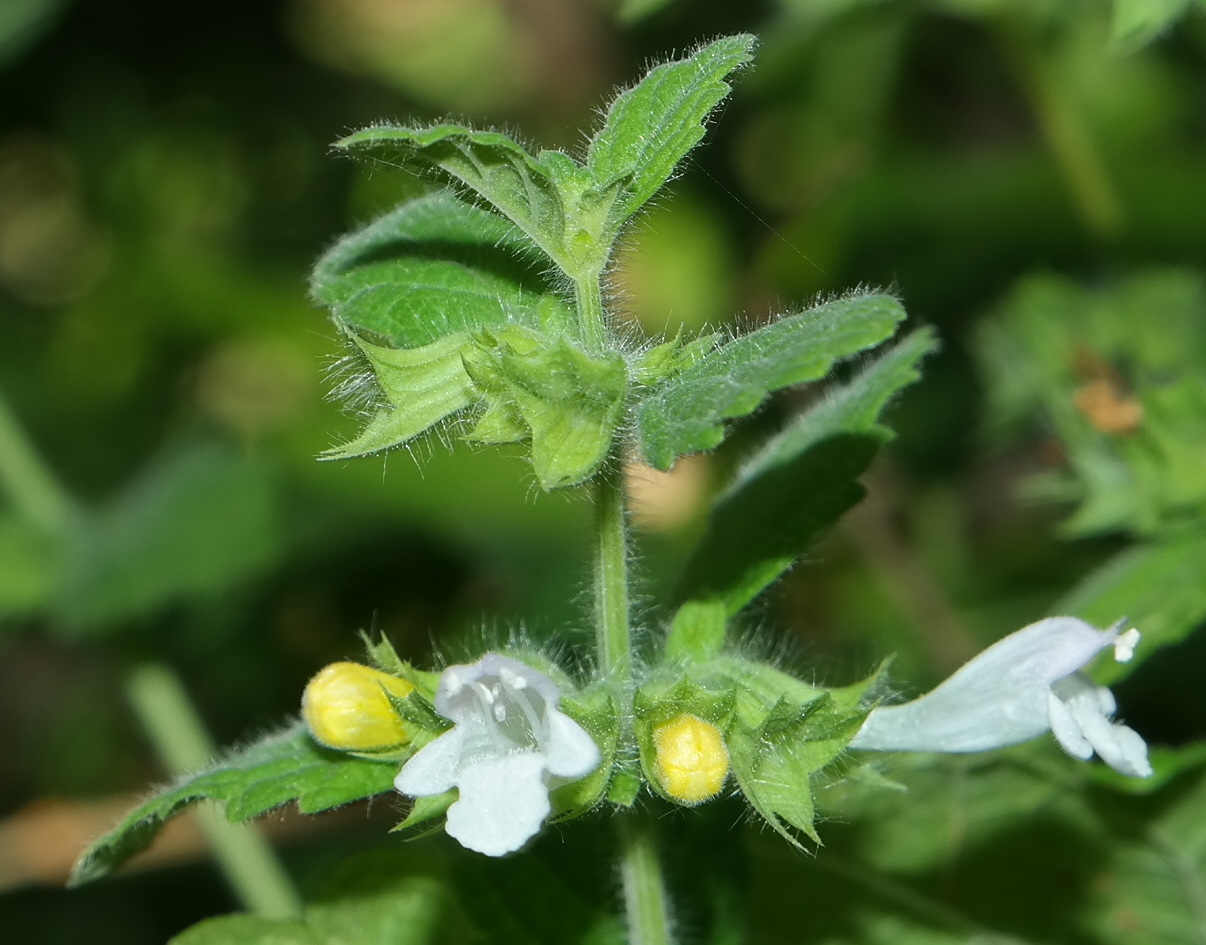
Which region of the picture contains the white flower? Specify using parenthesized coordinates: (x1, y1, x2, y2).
(850, 616, 1152, 777)
(394, 653, 600, 856)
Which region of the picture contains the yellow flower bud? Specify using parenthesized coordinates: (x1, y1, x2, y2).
(652, 713, 729, 805)
(302, 662, 415, 751)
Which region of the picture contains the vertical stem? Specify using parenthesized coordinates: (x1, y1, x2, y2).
(619, 812, 674, 945)
(594, 459, 631, 681)
(0, 388, 75, 534)
(998, 18, 1123, 240)
(126, 663, 303, 918)
(575, 272, 607, 351)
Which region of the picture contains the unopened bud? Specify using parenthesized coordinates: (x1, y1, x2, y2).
(653, 713, 729, 805)
(303, 662, 415, 751)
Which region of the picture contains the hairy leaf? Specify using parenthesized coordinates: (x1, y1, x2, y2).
(676, 328, 937, 614)
(321, 331, 478, 461)
(311, 192, 569, 349)
(335, 126, 589, 276)
(587, 34, 756, 236)
(638, 291, 907, 471)
(70, 723, 397, 885)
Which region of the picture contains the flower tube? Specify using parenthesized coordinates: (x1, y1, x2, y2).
(850, 617, 1151, 777)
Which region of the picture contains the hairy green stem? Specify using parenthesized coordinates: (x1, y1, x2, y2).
(998, 18, 1123, 239)
(575, 272, 607, 351)
(0, 387, 75, 534)
(619, 812, 675, 945)
(594, 460, 632, 681)
(125, 663, 302, 918)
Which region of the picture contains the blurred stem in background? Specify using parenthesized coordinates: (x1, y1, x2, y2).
(0, 388, 75, 535)
(125, 663, 302, 918)
(997, 16, 1124, 241)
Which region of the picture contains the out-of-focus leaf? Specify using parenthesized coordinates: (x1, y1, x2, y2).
(978, 270, 1206, 538)
(69, 722, 397, 886)
(638, 291, 907, 471)
(451, 835, 626, 945)
(56, 443, 283, 633)
(311, 192, 570, 348)
(1056, 532, 1206, 684)
(749, 744, 1206, 944)
(170, 850, 473, 945)
(586, 35, 755, 235)
(1109, 0, 1193, 53)
(0, 515, 61, 618)
(676, 328, 937, 614)
(0, 0, 69, 64)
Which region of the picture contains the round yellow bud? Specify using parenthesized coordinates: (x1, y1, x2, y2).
(652, 713, 729, 805)
(302, 662, 415, 751)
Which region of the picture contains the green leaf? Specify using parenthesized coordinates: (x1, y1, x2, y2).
(1057, 531, 1206, 685)
(463, 328, 628, 489)
(311, 192, 570, 348)
(664, 598, 728, 662)
(451, 835, 626, 945)
(676, 328, 937, 614)
(171, 850, 472, 945)
(638, 290, 908, 471)
(586, 34, 756, 236)
(56, 442, 283, 633)
(0, 514, 60, 618)
(321, 331, 478, 460)
(749, 745, 1206, 945)
(69, 722, 397, 885)
(335, 126, 594, 277)
(1109, 0, 1192, 53)
(977, 269, 1206, 538)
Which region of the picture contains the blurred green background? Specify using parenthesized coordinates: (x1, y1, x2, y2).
(2, 0, 1205, 941)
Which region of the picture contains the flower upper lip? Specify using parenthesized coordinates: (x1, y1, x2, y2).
(849, 616, 1152, 777)
(394, 653, 600, 856)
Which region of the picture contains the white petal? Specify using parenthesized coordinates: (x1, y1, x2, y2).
(444, 752, 550, 856)
(543, 709, 600, 779)
(1052, 673, 1152, 777)
(394, 727, 466, 796)
(1047, 688, 1093, 760)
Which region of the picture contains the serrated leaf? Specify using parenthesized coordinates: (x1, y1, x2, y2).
(336, 126, 594, 277)
(321, 331, 477, 460)
(69, 722, 397, 885)
(676, 328, 937, 614)
(311, 192, 569, 348)
(638, 291, 907, 471)
(587, 34, 756, 235)
(1056, 532, 1206, 685)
